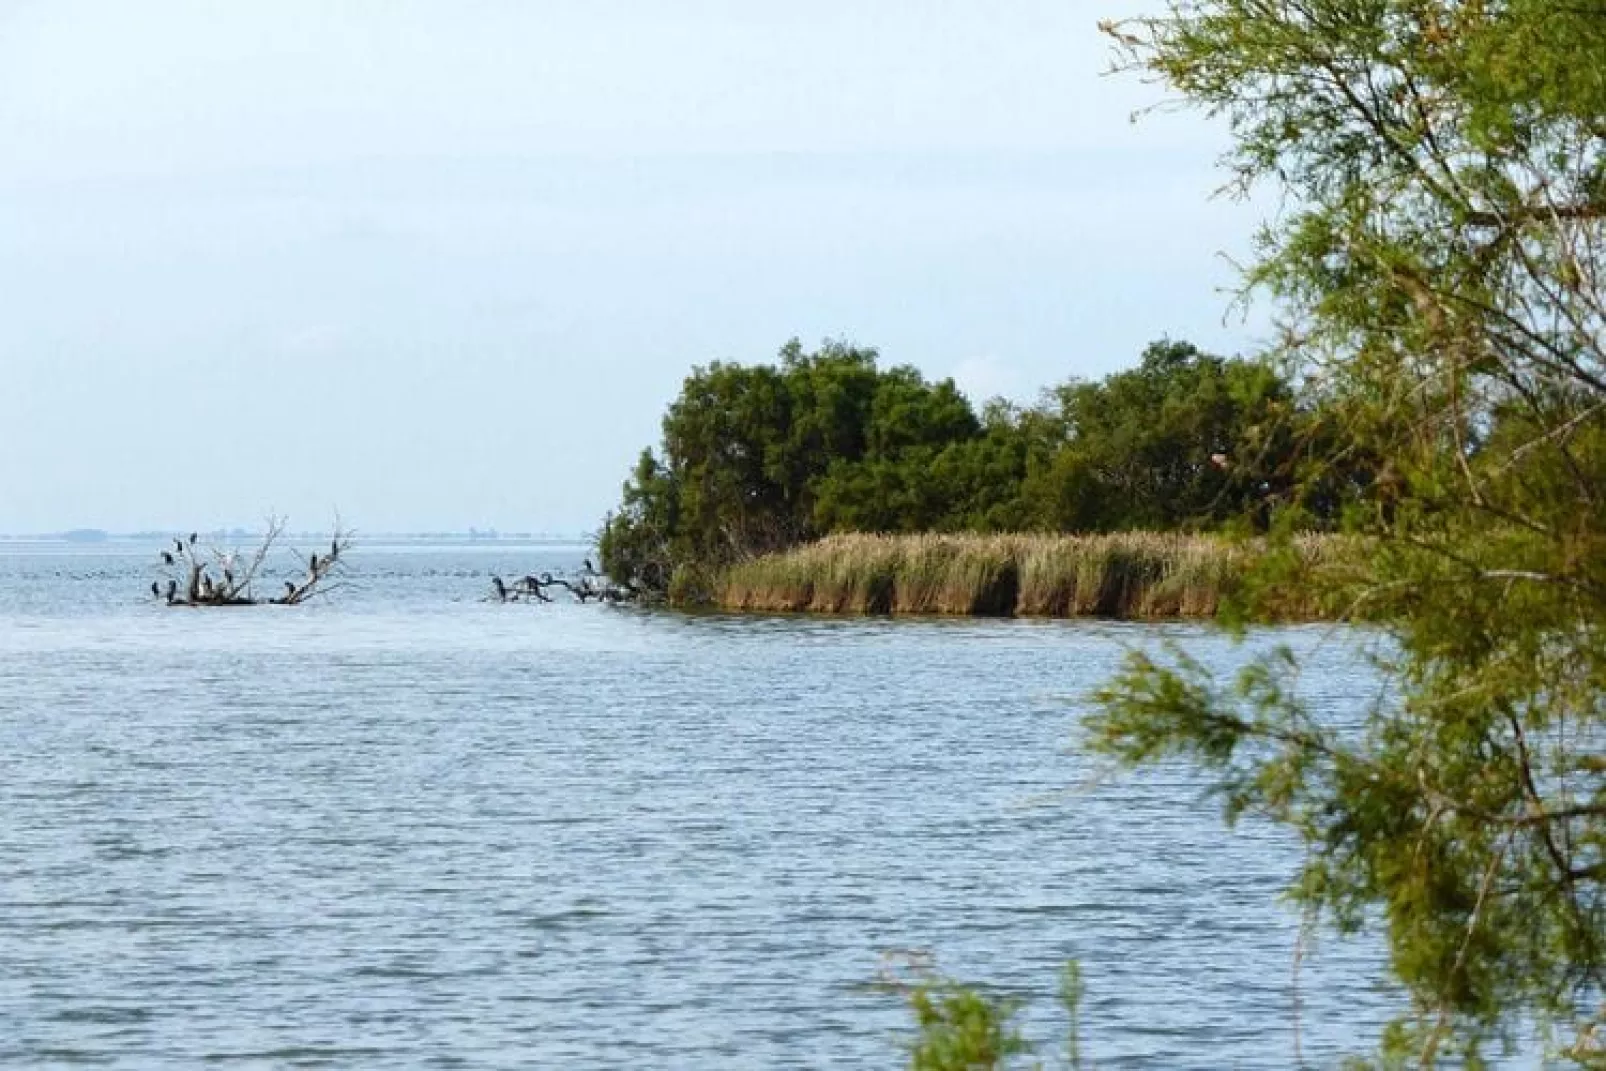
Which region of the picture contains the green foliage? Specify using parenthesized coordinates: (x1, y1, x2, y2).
(1020, 340, 1309, 531)
(895, 960, 1088, 1071)
(906, 982, 1030, 1071)
(1058, 962, 1085, 1070)
(601, 339, 984, 590)
(601, 337, 1342, 596)
(1094, 0, 1606, 1062)
(597, 449, 678, 596)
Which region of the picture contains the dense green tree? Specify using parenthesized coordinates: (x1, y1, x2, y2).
(768, 339, 884, 523)
(597, 448, 678, 595)
(812, 382, 1024, 533)
(1088, 0, 1606, 1062)
(1018, 339, 1305, 531)
(600, 335, 1331, 592)
(659, 359, 795, 561)
(600, 339, 995, 588)
(806, 361, 999, 533)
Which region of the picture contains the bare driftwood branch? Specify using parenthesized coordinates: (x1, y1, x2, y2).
(149, 517, 353, 607)
(488, 560, 637, 605)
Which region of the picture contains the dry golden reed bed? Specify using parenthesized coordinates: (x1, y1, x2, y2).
(717, 532, 1340, 619)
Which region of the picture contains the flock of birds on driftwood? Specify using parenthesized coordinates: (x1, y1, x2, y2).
(488, 559, 635, 604)
(149, 537, 632, 607)
(148, 528, 351, 607)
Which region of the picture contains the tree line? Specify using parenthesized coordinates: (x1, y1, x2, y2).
(600, 337, 1366, 597)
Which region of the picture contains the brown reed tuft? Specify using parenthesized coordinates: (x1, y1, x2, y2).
(715, 532, 1341, 619)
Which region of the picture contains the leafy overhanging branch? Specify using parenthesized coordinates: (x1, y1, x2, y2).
(1092, 0, 1606, 1061)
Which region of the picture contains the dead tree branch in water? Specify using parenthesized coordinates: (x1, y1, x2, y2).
(490, 575, 551, 603)
(149, 518, 353, 607)
(488, 567, 637, 605)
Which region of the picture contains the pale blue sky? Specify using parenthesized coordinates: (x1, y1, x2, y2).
(0, 1, 1265, 535)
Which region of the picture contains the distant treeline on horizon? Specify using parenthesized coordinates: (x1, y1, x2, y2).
(0, 530, 587, 545)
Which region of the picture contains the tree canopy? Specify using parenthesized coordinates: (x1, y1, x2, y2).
(1021, 339, 1309, 531)
(599, 337, 1339, 596)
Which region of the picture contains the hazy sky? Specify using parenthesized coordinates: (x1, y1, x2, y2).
(0, 1, 1266, 535)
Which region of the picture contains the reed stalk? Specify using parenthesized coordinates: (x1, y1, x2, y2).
(716, 532, 1342, 619)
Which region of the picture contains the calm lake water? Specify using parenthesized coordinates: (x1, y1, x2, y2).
(0, 540, 1398, 1068)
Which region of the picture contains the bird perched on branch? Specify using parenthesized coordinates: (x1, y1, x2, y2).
(189, 532, 198, 545)
(329, 539, 339, 561)
(161, 550, 174, 565)
(283, 580, 296, 599)
(150, 581, 160, 598)
(166, 579, 177, 603)
(309, 552, 319, 573)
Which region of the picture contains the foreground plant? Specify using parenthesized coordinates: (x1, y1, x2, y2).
(1092, 0, 1606, 1063)
(882, 954, 1087, 1071)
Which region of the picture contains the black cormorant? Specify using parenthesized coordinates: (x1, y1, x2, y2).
(223, 569, 234, 588)
(284, 580, 296, 598)
(492, 576, 508, 601)
(165, 579, 178, 603)
(150, 581, 160, 598)
(188, 532, 197, 545)
(161, 550, 174, 566)
(584, 558, 595, 574)
(309, 552, 319, 573)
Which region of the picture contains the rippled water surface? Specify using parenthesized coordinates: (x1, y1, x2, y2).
(0, 541, 1397, 1067)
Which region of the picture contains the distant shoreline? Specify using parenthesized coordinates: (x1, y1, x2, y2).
(0, 532, 591, 546)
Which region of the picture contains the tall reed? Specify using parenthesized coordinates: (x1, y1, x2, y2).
(717, 532, 1338, 619)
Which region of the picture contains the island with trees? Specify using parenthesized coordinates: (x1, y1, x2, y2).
(598, 336, 1366, 617)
